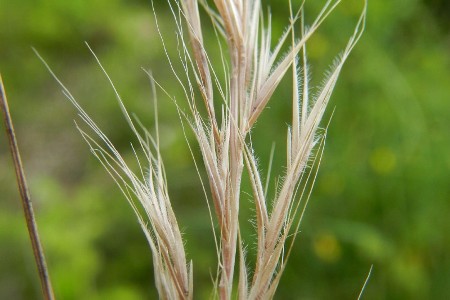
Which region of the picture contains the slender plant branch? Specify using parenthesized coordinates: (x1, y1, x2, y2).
(357, 265, 374, 300)
(0, 74, 55, 300)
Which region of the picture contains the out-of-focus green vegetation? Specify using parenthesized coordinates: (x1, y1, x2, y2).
(1, 0, 449, 299)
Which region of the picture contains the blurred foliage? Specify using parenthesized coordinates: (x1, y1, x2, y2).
(1, 0, 449, 299)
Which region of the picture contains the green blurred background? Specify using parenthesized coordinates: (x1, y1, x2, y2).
(1, 0, 449, 299)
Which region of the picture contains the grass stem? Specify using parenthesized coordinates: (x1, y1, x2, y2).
(0, 74, 55, 300)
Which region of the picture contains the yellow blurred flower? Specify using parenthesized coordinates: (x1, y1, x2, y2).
(369, 147, 397, 175)
(313, 232, 342, 263)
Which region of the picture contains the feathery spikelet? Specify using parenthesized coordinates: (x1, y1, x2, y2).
(172, 0, 366, 298)
(35, 47, 193, 300)
(38, 0, 366, 298)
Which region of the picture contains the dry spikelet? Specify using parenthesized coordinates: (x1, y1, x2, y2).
(173, 0, 366, 298)
(37, 0, 366, 298)
(35, 46, 193, 299)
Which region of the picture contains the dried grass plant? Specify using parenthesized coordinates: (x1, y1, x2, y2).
(18, 0, 367, 299)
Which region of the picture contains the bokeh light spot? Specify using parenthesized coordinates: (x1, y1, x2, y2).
(369, 147, 397, 175)
(313, 232, 342, 263)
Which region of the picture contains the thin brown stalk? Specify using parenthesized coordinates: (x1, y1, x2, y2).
(0, 74, 55, 300)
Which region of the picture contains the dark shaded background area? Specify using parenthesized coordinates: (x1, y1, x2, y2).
(1, 0, 449, 299)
